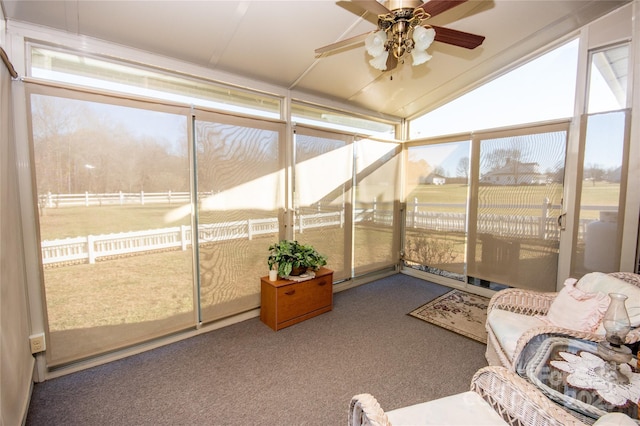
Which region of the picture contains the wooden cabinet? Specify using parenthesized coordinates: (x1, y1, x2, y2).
(260, 267, 333, 331)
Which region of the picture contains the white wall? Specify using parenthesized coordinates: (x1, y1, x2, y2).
(0, 53, 34, 425)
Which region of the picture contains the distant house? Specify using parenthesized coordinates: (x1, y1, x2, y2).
(481, 160, 545, 185)
(423, 173, 446, 185)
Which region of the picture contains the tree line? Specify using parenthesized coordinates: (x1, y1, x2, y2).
(31, 95, 281, 197)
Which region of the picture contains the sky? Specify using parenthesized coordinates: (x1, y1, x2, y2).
(410, 40, 580, 139)
(410, 38, 627, 173)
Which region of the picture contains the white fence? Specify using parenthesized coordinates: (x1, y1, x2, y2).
(39, 191, 191, 208)
(42, 226, 193, 265)
(405, 199, 611, 240)
(407, 211, 564, 239)
(41, 213, 343, 266)
(40, 194, 612, 266)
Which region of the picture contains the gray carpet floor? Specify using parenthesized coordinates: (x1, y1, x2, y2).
(26, 273, 489, 425)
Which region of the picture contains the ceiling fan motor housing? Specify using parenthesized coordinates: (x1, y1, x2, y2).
(384, 0, 423, 11)
(379, 7, 424, 59)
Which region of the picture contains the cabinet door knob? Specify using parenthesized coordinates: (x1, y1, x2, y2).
(318, 281, 327, 286)
(284, 290, 296, 295)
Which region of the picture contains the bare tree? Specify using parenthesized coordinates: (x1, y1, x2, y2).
(484, 147, 523, 171)
(456, 156, 469, 179)
(585, 163, 606, 185)
(432, 166, 446, 177)
(32, 95, 189, 195)
(31, 95, 83, 194)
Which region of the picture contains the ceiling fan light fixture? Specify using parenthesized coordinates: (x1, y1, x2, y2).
(411, 48, 432, 66)
(413, 25, 435, 51)
(369, 50, 390, 70)
(365, 30, 387, 57)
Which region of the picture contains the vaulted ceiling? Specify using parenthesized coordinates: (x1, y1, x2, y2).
(0, 0, 630, 119)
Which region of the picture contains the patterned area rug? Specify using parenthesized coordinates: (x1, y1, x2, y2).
(409, 289, 490, 344)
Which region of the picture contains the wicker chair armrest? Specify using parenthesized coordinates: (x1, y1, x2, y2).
(470, 366, 587, 426)
(348, 394, 392, 426)
(626, 327, 640, 343)
(487, 288, 557, 316)
(608, 272, 640, 288)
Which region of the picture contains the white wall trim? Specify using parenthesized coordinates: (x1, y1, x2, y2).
(621, 0, 640, 272)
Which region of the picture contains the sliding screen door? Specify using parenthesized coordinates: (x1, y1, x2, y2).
(467, 127, 567, 291)
(353, 139, 401, 275)
(195, 111, 284, 323)
(293, 127, 353, 281)
(29, 85, 195, 366)
(571, 111, 629, 275)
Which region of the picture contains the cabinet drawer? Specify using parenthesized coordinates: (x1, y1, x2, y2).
(277, 275, 332, 322)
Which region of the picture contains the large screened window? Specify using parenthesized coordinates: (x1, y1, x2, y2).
(571, 42, 630, 276)
(29, 84, 195, 366)
(410, 39, 578, 139)
(195, 112, 284, 322)
(292, 102, 398, 140)
(469, 128, 567, 291)
(405, 37, 583, 291)
(293, 127, 353, 281)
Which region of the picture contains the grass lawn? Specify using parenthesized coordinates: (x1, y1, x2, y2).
(408, 182, 618, 205)
(44, 250, 195, 330)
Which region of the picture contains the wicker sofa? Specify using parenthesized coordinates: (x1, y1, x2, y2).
(348, 366, 635, 425)
(485, 272, 640, 370)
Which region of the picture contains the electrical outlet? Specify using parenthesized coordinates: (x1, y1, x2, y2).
(29, 333, 46, 354)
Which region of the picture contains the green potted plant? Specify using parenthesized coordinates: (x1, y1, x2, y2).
(267, 240, 327, 278)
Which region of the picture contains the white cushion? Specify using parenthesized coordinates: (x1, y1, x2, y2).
(386, 391, 508, 425)
(487, 309, 546, 361)
(575, 272, 640, 326)
(593, 413, 637, 426)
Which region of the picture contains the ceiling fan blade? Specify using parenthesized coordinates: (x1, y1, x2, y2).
(336, 1, 379, 24)
(315, 32, 372, 56)
(431, 25, 485, 49)
(417, 0, 467, 18)
(351, 0, 391, 16)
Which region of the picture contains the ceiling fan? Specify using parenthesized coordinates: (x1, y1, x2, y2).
(315, 0, 485, 71)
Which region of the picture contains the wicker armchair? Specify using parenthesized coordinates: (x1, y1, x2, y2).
(485, 272, 640, 370)
(348, 366, 588, 426)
